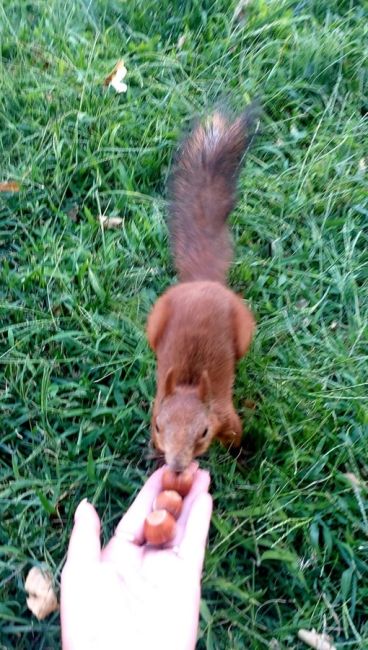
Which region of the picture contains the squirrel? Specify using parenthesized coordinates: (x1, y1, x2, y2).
(147, 106, 258, 472)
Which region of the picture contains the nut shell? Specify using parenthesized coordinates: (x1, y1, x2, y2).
(144, 509, 176, 545)
(25, 567, 59, 620)
(162, 468, 193, 497)
(153, 490, 183, 520)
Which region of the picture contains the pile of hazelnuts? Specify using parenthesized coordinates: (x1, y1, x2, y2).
(144, 467, 193, 545)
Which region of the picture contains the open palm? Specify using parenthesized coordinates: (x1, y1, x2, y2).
(61, 464, 212, 650)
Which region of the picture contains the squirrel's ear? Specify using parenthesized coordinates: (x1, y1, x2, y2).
(164, 367, 176, 397)
(198, 370, 211, 404)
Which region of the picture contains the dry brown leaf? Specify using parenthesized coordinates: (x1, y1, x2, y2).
(25, 566, 58, 620)
(99, 215, 124, 229)
(0, 181, 20, 192)
(298, 629, 336, 650)
(103, 60, 127, 94)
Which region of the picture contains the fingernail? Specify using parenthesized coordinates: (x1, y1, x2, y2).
(74, 498, 89, 521)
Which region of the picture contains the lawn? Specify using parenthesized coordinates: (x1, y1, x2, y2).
(0, 0, 367, 648)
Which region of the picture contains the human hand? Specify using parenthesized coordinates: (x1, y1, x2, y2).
(60, 463, 212, 650)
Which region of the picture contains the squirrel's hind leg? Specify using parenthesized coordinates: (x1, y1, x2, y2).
(231, 295, 256, 360)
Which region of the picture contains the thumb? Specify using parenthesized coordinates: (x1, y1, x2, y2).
(65, 499, 101, 567)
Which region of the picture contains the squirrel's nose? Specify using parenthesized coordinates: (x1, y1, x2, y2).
(167, 457, 189, 473)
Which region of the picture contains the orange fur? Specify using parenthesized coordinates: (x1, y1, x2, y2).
(147, 106, 259, 471)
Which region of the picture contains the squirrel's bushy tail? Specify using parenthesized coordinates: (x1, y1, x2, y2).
(168, 104, 259, 283)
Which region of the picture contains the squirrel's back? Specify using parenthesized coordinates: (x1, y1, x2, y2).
(168, 105, 259, 284)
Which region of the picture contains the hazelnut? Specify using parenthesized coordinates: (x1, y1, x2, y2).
(144, 509, 176, 545)
(153, 490, 183, 520)
(162, 467, 193, 497)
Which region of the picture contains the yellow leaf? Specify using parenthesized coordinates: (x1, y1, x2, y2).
(103, 60, 127, 94)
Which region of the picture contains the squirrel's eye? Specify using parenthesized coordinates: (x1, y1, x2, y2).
(201, 427, 208, 439)
(155, 422, 161, 434)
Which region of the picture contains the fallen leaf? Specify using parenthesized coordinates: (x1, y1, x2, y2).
(25, 566, 58, 620)
(0, 181, 20, 192)
(244, 399, 256, 410)
(104, 60, 127, 94)
(99, 215, 124, 229)
(298, 629, 336, 650)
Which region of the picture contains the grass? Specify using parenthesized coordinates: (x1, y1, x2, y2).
(0, 0, 367, 647)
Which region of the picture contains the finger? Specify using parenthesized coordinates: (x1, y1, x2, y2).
(171, 469, 211, 546)
(114, 466, 166, 544)
(66, 499, 101, 567)
(178, 492, 213, 574)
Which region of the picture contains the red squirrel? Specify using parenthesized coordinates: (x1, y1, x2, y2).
(147, 107, 258, 471)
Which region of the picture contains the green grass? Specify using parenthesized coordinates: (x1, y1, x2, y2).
(0, 0, 367, 647)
